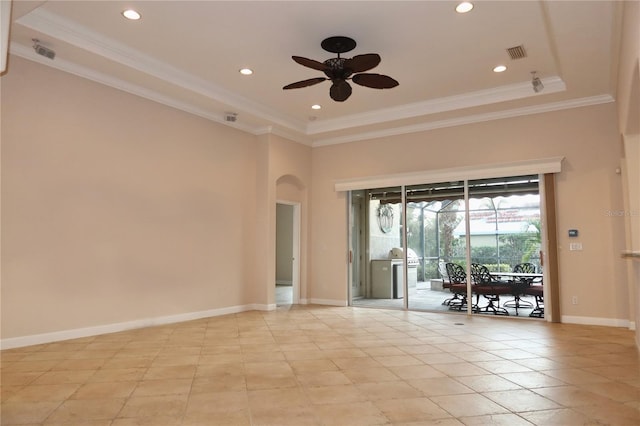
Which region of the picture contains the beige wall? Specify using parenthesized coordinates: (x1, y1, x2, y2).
(2, 19, 636, 344)
(271, 135, 312, 304)
(311, 104, 629, 324)
(1, 57, 259, 339)
(248, 132, 312, 308)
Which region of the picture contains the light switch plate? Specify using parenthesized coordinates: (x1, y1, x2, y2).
(569, 242, 583, 251)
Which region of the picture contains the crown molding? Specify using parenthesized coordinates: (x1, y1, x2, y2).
(16, 8, 308, 134)
(306, 77, 566, 135)
(11, 8, 614, 150)
(312, 94, 615, 147)
(10, 41, 613, 150)
(256, 125, 313, 146)
(17, 7, 574, 142)
(9, 43, 265, 135)
(10, 42, 613, 150)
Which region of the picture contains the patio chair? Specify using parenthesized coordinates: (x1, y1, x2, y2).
(439, 262, 454, 305)
(513, 263, 541, 283)
(444, 262, 468, 310)
(470, 263, 511, 315)
(523, 284, 544, 318)
(503, 263, 536, 315)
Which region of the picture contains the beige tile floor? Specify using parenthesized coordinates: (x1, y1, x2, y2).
(1, 305, 639, 425)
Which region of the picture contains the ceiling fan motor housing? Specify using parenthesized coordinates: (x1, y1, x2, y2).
(323, 58, 353, 80)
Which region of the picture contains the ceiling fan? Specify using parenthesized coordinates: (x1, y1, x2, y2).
(283, 36, 399, 102)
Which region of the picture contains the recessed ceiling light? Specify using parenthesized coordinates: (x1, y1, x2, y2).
(122, 9, 141, 20)
(311, 104, 322, 110)
(455, 2, 474, 14)
(493, 65, 507, 73)
(239, 68, 253, 75)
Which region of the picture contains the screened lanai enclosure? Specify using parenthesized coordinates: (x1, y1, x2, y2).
(349, 174, 544, 318)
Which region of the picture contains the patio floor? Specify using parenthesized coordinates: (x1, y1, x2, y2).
(352, 280, 543, 319)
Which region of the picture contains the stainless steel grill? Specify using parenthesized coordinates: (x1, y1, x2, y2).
(388, 247, 420, 266)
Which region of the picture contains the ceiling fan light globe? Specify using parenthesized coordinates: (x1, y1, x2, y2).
(330, 80, 352, 102)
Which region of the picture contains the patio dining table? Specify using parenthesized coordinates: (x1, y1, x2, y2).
(489, 271, 543, 315)
(491, 272, 543, 278)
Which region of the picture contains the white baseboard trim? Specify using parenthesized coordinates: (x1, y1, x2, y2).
(561, 315, 632, 328)
(1, 304, 259, 350)
(252, 303, 277, 311)
(12, 304, 630, 350)
(307, 298, 348, 307)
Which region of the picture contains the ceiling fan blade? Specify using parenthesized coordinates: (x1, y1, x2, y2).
(330, 80, 352, 102)
(283, 77, 327, 90)
(352, 73, 399, 89)
(292, 56, 329, 72)
(344, 54, 381, 73)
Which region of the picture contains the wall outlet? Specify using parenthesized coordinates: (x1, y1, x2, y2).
(572, 296, 578, 305)
(569, 242, 583, 251)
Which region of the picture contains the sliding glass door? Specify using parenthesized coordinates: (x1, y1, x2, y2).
(351, 186, 405, 310)
(404, 182, 467, 312)
(468, 176, 541, 317)
(349, 175, 543, 319)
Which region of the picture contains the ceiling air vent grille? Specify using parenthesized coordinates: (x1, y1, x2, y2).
(506, 45, 527, 60)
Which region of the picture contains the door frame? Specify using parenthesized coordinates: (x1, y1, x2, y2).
(276, 200, 301, 304)
(349, 191, 367, 301)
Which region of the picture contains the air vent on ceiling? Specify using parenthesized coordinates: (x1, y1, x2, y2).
(506, 45, 527, 60)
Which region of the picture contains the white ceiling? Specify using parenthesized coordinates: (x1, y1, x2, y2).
(8, 1, 621, 146)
